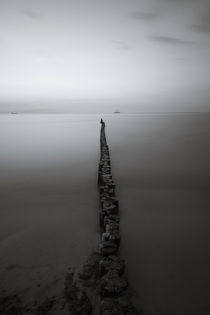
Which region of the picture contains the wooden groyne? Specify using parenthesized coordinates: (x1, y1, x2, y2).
(98, 119, 139, 315)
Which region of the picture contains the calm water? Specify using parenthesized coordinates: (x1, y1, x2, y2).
(0, 113, 210, 314)
(0, 114, 100, 302)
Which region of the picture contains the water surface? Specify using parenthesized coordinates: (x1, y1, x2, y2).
(0, 113, 209, 314)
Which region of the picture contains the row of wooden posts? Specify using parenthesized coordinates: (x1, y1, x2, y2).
(98, 119, 139, 314)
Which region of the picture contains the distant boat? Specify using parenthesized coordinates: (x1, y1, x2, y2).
(114, 110, 120, 114)
(11, 112, 18, 114)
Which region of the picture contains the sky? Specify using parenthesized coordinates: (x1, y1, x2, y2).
(0, 0, 210, 112)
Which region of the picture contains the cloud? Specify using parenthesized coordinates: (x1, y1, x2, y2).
(162, 0, 210, 35)
(22, 9, 42, 20)
(193, 12, 210, 34)
(151, 35, 192, 45)
(195, 24, 210, 34)
(127, 11, 158, 21)
(111, 40, 133, 51)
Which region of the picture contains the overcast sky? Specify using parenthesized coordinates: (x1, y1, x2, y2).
(0, 0, 210, 112)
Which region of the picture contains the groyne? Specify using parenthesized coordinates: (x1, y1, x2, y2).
(98, 119, 139, 315)
(0, 119, 141, 315)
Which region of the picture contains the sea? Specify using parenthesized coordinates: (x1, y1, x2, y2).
(0, 113, 210, 315)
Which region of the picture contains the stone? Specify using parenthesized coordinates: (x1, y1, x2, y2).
(103, 200, 118, 208)
(99, 185, 115, 197)
(99, 210, 114, 228)
(102, 232, 110, 242)
(99, 258, 125, 276)
(99, 210, 119, 229)
(101, 230, 120, 247)
(78, 252, 100, 282)
(118, 296, 138, 314)
(104, 215, 120, 226)
(102, 178, 115, 188)
(100, 298, 123, 315)
(100, 270, 128, 297)
(105, 222, 119, 232)
(101, 167, 111, 174)
(102, 202, 118, 215)
(109, 231, 121, 246)
(100, 240, 118, 256)
(102, 174, 112, 179)
(64, 272, 92, 315)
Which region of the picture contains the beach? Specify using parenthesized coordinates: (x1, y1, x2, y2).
(0, 113, 210, 314)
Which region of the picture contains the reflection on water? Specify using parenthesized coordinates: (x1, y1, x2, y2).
(0, 113, 210, 314)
